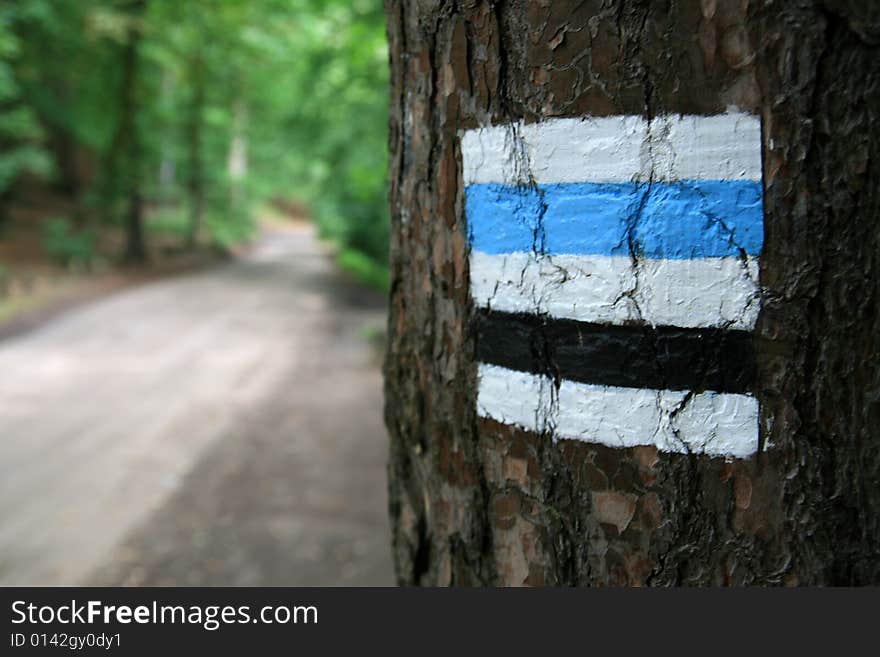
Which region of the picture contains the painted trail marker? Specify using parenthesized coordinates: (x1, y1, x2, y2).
(463, 112, 764, 459)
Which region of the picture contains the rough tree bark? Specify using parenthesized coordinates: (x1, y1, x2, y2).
(384, 0, 880, 585)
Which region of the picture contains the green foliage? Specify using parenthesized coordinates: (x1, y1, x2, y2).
(273, 0, 390, 269)
(41, 217, 95, 270)
(148, 204, 255, 251)
(0, 143, 51, 194)
(337, 247, 390, 293)
(146, 208, 189, 238)
(205, 204, 256, 250)
(3, 0, 389, 284)
(0, 2, 52, 194)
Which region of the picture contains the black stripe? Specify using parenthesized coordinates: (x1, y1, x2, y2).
(476, 309, 756, 394)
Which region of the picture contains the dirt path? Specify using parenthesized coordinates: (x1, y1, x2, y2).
(0, 223, 394, 586)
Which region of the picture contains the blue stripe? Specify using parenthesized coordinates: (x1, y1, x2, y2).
(466, 181, 764, 258)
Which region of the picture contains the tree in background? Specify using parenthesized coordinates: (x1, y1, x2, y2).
(114, 0, 147, 263)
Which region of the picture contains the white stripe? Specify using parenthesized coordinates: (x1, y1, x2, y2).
(477, 363, 760, 459)
(461, 111, 762, 185)
(461, 116, 646, 186)
(470, 251, 761, 330)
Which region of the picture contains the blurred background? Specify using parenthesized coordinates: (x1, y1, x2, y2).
(0, 0, 393, 585)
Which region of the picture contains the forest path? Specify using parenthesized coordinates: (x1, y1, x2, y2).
(0, 222, 394, 586)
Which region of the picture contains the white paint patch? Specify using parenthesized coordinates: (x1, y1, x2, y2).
(470, 251, 761, 330)
(647, 113, 763, 182)
(476, 363, 558, 436)
(461, 111, 762, 185)
(477, 363, 760, 459)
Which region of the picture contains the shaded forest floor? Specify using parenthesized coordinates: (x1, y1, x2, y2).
(0, 219, 393, 586)
(0, 195, 232, 337)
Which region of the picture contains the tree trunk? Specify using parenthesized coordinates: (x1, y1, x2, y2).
(119, 0, 147, 264)
(384, 0, 880, 586)
(186, 54, 205, 250)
